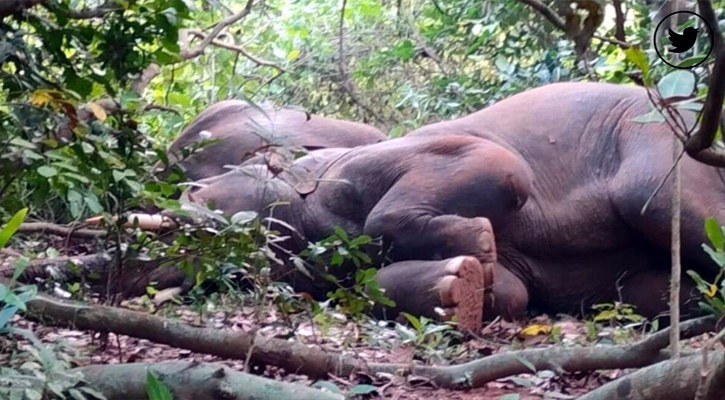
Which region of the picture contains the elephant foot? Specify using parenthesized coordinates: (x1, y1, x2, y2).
(436, 256, 493, 332)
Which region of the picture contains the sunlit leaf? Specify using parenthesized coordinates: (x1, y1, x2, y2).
(0, 208, 28, 251)
(519, 323, 552, 336)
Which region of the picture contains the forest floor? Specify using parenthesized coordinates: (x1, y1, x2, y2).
(13, 295, 717, 400)
(3, 236, 719, 399)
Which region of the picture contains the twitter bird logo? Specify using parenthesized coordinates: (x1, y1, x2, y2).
(668, 27, 698, 53)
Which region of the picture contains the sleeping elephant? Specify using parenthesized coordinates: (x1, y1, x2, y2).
(408, 82, 719, 321)
(180, 134, 533, 331)
(161, 100, 387, 180)
(146, 82, 718, 331)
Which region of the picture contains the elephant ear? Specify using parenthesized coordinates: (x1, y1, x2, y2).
(280, 166, 318, 197)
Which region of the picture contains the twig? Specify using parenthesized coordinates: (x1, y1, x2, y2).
(639, 148, 685, 216)
(180, 0, 255, 60)
(593, 34, 631, 49)
(186, 29, 286, 72)
(670, 135, 682, 358)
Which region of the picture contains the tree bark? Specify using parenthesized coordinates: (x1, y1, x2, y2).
(23, 294, 367, 379)
(578, 351, 724, 400)
(75, 361, 344, 400)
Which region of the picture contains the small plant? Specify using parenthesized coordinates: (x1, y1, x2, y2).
(687, 217, 725, 316)
(591, 302, 644, 325)
(0, 209, 34, 332)
(394, 313, 463, 363)
(294, 227, 394, 318)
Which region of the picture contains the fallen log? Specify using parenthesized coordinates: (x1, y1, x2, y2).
(75, 361, 344, 400)
(17, 222, 107, 238)
(23, 294, 367, 379)
(22, 290, 717, 389)
(369, 316, 715, 389)
(1, 253, 111, 281)
(578, 351, 725, 400)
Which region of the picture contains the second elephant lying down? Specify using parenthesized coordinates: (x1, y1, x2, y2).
(183, 134, 531, 331)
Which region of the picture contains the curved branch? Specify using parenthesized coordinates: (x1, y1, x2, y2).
(180, 0, 255, 60)
(684, 0, 725, 166)
(517, 0, 566, 31)
(370, 316, 715, 389)
(186, 29, 286, 72)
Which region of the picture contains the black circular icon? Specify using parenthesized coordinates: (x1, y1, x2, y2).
(653, 11, 713, 69)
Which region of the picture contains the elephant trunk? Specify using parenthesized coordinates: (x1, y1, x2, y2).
(85, 213, 178, 231)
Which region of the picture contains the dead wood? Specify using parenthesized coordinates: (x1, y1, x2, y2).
(1, 253, 111, 282)
(368, 316, 715, 389)
(75, 361, 344, 400)
(22, 294, 367, 379)
(17, 222, 107, 239)
(578, 351, 725, 400)
(21, 288, 718, 389)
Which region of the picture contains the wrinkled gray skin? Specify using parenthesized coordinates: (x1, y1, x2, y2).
(182, 82, 721, 322)
(185, 135, 528, 320)
(165, 100, 387, 180)
(409, 82, 720, 319)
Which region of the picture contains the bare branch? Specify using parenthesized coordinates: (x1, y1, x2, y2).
(186, 29, 286, 72)
(684, 0, 725, 166)
(180, 0, 255, 60)
(612, 0, 626, 43)
(517, 0, 566, 31)
(17, 222, 107, 239)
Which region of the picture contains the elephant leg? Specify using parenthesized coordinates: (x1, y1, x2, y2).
(374, 257, 529, 330)
(362, 141, 530, 263)
(374, 256, 494, 332)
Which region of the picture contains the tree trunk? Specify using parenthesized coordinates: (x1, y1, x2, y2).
(75, 361, 344, 400)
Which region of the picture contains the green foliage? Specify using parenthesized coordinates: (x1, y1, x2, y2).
(0, 328, 105, 400)
(146, 371, 173, 400)
(0, 209, 34, 331)
(688, 217, 725, 316)
(395, 313, 463, 362)
(295, 227, 393, 318)
(590, 302, 643, 325)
